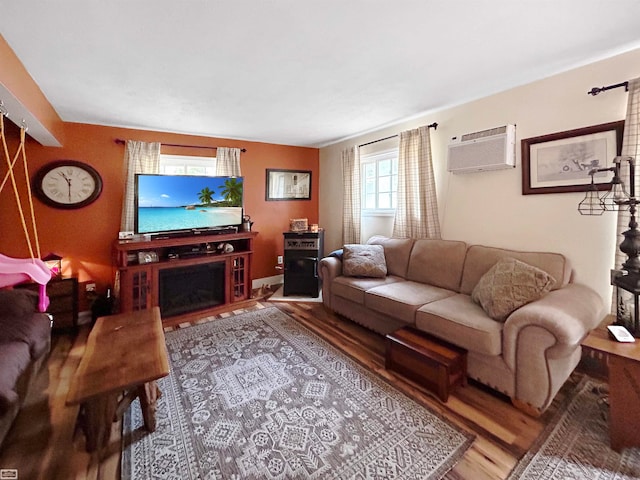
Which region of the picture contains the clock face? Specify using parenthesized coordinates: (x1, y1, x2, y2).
(33, 161, 103, 209)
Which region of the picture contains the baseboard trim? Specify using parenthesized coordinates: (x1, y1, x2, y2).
(252, 274, 283, 290)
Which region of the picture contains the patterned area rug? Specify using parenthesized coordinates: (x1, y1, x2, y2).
(508, 377, 640, 479)
(122, 306, 473, 479)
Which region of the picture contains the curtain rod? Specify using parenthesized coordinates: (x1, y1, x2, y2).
(587, 81, 629, 96)
(358, 122, 438, 148)
(114, 138, 246, 152)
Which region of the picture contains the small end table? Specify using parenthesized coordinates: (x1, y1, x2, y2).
(15, 275, 79, 331)
(582, 316, 640, 451)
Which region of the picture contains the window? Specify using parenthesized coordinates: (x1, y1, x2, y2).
(159, 154, 216, 175)
(362, 149, 398, 212)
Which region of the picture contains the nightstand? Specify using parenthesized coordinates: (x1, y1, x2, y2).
(16, 276, 79, 331)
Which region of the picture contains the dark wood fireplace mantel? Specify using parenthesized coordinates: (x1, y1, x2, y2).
(113, 231, 257, 323)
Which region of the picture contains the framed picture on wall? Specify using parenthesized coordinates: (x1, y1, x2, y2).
(522, 120, 625, 194)
(266, 169, 312, 201)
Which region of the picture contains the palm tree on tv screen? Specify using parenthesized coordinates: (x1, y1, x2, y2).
(220, 178, 242, 206)
(198, 187, 215, 205)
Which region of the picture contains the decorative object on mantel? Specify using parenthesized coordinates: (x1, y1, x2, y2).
(522, 121, 624, 195)
(242, 214, 253, 232)
(289, 218, 308, 232)
(579, 155, 640, 336)
(122, 306, 473, 479)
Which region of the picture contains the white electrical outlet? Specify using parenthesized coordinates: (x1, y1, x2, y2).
(277, 255, 283, 264)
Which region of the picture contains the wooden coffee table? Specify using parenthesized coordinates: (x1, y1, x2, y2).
(582, 318, 640, 452)
(66, 307, 169, 452)
(385, 327, 467, 402)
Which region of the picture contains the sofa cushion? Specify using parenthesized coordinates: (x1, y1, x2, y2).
(343, 244, 387, 277)
(0, 341, 31, 416)
(332, 275, 405, 305)
(416, 294, 504, 356)
(471, 257, 555, 321)
(406, 239, 467, 291)
(0, 311, 52, 359)
(0, 289, 38, 318)
(366, 236, 415, 278)
(365, 281, 456, 324)
(0, 289, 51, 359)
(459, 245, 571, 295)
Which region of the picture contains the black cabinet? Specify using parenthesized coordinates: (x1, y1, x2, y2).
(283, 230, 324, 297)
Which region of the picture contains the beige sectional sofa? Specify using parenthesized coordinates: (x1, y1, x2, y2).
(318, 235, 604, 414)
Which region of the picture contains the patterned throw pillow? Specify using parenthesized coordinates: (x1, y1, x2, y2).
(471, 257, 555, 322)
(342, 244, 387, 278)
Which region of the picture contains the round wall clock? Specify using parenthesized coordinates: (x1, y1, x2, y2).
(33, 160, 103, 209)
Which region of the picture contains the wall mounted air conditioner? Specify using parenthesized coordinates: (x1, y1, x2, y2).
(447, 124, 516, 174)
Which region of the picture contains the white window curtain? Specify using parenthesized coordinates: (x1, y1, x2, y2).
(342, 145, 361, 244)
(216, 147, 242, 176)
(392, 125, 441, 239)
(615, 77, 640, 272)
(120, 140, 161, 231)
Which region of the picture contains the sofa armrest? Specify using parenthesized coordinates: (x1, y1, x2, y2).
(319, 256, 342, 310)
(319, 256, 342, 281)
(504, 283, 604, 356)
(502, 283, 604, 411)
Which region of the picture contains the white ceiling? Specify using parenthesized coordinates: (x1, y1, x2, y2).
(2, 1, 640, 148)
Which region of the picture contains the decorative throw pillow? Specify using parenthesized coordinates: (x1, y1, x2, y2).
(471, 257, 555, 322)
(327, 249, 343, 261)
(342, 244, 387, 278)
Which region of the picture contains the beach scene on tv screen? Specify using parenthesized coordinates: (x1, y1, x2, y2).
(137, 175, 243, 233)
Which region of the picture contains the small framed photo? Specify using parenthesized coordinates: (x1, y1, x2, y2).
(522, 120, 624, 194)
(266, 169, 312, 201)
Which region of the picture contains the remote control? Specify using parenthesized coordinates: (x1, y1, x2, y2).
(607, 325, 636, 343)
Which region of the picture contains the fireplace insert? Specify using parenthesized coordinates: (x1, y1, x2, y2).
(158, 262, 225, 317)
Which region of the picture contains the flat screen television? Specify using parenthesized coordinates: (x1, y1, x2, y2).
(134, 174, 244, 235)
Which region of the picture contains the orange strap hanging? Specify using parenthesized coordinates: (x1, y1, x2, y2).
(0, 113, 41, 259)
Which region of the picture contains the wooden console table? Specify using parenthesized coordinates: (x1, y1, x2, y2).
(582, 319, 640, 451)
(66, 307, 169, 452)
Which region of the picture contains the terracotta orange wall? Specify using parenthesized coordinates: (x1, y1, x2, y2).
(0, 120, 318, 307)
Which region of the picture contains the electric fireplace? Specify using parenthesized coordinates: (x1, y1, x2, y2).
(158, 262, 225, 317)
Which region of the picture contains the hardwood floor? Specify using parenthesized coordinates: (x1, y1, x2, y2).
(0, 297, 583, 480)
